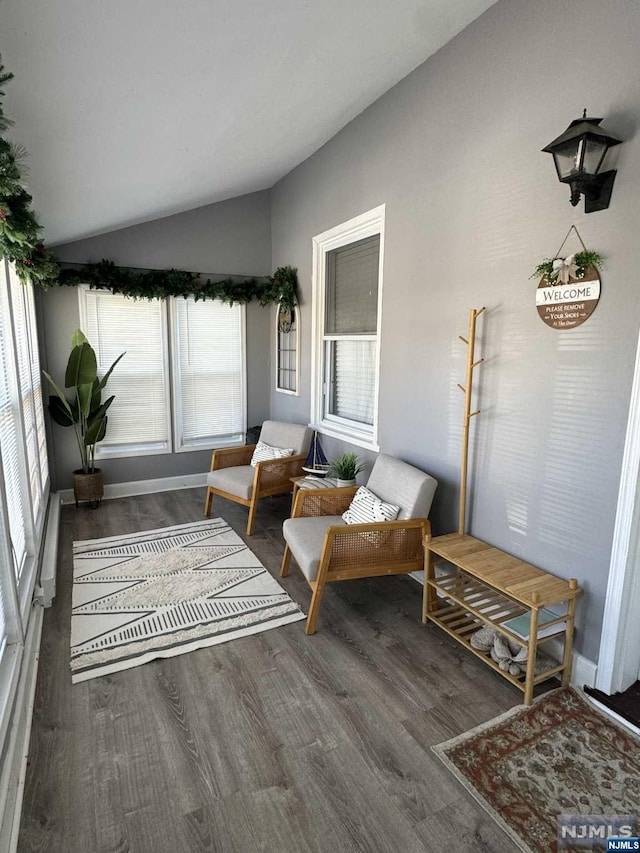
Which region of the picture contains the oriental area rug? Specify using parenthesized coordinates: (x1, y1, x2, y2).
(433, 688, 640, 853)
(70, 518, 305, 683)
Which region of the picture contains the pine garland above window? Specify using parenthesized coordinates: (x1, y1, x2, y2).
(54, 261, 299, 307)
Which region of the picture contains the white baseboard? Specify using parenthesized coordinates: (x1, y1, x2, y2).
(545, 635, 597, 689)
(59, 472, 207, 505)
(409, 572, 598, 690)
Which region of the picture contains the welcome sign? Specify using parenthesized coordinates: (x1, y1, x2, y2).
(536, 265, 601, 330)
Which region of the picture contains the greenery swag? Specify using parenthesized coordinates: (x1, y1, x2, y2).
(0, 56, 59, 283)
(1, 54, 299, 307)
(531, 250, 603, 285)
(54, 261, 299, 308)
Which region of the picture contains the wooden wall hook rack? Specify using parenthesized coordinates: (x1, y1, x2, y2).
(458, 307, 485, 535)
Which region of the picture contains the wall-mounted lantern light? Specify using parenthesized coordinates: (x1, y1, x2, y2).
(542, 110, 622, 213)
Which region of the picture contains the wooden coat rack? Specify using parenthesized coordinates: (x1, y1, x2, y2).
(457, 307, 485, 534)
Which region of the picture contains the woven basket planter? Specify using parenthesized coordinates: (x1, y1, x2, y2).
(73, 469, 103, 508)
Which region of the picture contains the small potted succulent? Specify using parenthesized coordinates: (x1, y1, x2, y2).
(328, 452, 367, 487)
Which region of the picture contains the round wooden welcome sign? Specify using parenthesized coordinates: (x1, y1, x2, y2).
(536, 265, 601, 330)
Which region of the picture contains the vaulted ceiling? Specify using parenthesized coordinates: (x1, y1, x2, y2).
(1, 0, 496, 245)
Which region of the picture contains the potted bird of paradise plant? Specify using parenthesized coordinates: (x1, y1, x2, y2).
(43, 329, 125, 507)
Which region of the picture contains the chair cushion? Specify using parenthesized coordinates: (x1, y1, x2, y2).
(250, 440, 294, 467)
(283, 515, 345, 582)
(207, 465, 254, 500)
(260, 420, 312, 455)
(342, 486, 400, 525)
(366, 454, 438, 519)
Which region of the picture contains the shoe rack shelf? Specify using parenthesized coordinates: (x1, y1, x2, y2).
(422, 533, 582, 705)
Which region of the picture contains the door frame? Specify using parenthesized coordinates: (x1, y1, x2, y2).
(596, 328, 640, 694)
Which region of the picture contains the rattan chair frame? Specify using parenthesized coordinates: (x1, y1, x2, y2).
(281, 486, 431, 634)
(204, 444, 308, 534)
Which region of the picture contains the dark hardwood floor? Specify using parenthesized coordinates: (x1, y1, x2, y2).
(18, 488, 520, 852)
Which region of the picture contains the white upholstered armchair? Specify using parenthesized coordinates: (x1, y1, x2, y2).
(281, 453, 438, 634)
(204, 420, 312, 535)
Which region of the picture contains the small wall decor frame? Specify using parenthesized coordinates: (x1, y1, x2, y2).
(532, 226, 602, 330)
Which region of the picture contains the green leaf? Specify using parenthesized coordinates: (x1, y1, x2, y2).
(87, 396, 114, 426)
(84, 415, 108, 446)
(65, 342, 97, 388)
(98, 351, 126, 390)
(71, 328, 88, 348)
(48, 394, 74, 426)
(76, 382, 93, 418)
(43, 371, 74, 419)
(90, 378, 102, 413)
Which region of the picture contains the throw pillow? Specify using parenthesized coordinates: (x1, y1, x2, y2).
(250, 440, 294, 467)
(342, 486, 400, 525)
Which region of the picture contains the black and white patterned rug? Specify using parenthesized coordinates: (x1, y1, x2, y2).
(70, 518, 305, 683)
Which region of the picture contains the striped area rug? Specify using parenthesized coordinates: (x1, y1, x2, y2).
(70, 518, 305, 683)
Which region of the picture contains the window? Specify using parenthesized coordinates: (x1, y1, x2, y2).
(0, 257, 49, 744)
(172, 297, 245, 450)
(275, 307, 299, 395)
(80, 289, 171, 457)
(311, 205, 384, 449)
(78, 288, 246, 456)
(0, 262, 48, 593)
(10, 274, 49, 522)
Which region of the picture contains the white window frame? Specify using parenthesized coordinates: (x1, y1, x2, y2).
(0, 259, 50, 768)
(78, 288, 248, 457)
(170, 298, 247, 452)
(1, 264, 46, 621)
(311, 205, 384, 450)
(275, 306, 300, 396)
(78, 287, 173, 459)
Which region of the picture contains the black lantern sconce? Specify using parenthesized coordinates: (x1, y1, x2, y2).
(542, 110, 622, 212)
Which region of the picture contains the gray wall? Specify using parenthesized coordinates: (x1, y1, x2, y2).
(43, 190, 272, 491)
(269, 0, 640, 662)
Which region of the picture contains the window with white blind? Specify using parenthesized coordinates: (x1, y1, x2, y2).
(79, 289, 172, 457)
(9, 272, 48, 524)
(171, 297, 245, 450)
(78, 289, 246, 456)
(0, 256, 49, 713)
(311, 206, 384, 449)
(0, 262, 50, 586)
(0, 310, 28, 581)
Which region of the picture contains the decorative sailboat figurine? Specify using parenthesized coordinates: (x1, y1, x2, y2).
(302, 431, 330, 474)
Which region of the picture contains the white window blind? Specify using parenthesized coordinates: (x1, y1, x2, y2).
(9, 269, 47, 523)
(80, 290, 171, 456)
(327, 339, 376, 425)
(25, 283, 49, 496)
(0, 266, 28, 579)
(172, 297, 245, 449)
(0, 257, 50, 781)
(326, 236, 379, 335)
(0, 501, 9, 663)
(323, 235, 380, 429)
